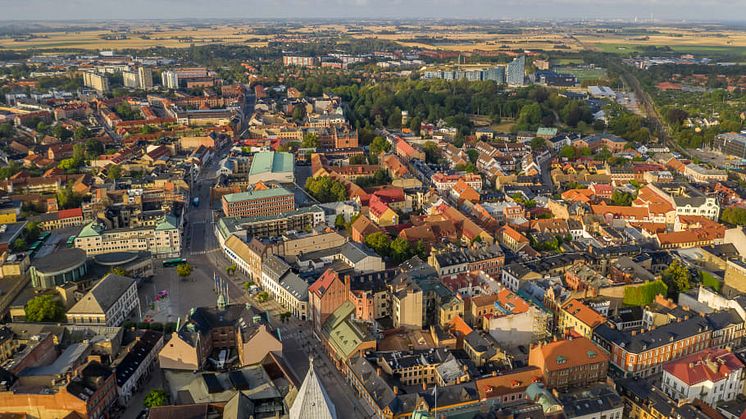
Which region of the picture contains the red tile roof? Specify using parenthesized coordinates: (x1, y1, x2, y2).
(663, 348, 744, 386)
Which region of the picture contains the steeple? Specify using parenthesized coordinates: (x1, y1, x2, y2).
(289, 356, 337, 419)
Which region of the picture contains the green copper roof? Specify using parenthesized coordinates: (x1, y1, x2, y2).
(155, 214, 179, 231)
(223, 187, 293, 204)
(77, 222, 103, 238)
(249, 151, 294, 175)
(322, 301, 369, 359)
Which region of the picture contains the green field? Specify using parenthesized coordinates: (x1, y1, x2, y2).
(555, 66, 608, 81)
(590, 42, 746, 59)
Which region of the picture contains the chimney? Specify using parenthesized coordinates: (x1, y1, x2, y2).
(393, 386, 399, 396)
(422, 382, 427, 391)
(376, 367, 382, 377)
(632, 330, 637, 336)
(344, 275, 351, 294)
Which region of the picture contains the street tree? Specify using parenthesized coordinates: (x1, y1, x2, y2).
(25, 294, 64, 322)
(176, 263, 193, 280)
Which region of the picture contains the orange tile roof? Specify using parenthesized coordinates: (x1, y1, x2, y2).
(531, 337, 608, 373)
(475, 367, 543, 400)
(591, 203, 650, 220)
(562, 299, 605, 328)
(500, 225, 529, 243)
(450, 315, 473, 337)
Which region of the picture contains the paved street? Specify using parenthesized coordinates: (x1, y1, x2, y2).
(134, 128, 371, 418)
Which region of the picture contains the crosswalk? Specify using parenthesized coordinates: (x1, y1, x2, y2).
(190, 248, 220, 256)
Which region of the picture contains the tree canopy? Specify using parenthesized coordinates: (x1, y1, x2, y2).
(25, 294, 65, 322)
(305, 176, 348, 203)
(661, 260, 692, 298)
(144, 389, 169, 408)
(721, 207, 746, 226)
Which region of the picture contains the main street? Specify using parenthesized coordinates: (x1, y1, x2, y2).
(173, 129, 371, 418)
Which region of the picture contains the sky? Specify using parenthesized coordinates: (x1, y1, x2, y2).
(1, 0, 745, 21)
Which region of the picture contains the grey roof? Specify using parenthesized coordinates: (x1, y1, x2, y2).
(595, 310, 739, 353)
(672, 196, 708, 207)
(559, 383, 623, 418)
(278, 271, 309, 302)
(177, 303, 268, 348)
(262, 254, 291, 281)
(67, 274, 136, 315)
(20, 342, 89, 377)
(32, 248, 87, 274)
(115, 331, 163, 387)
(298, 241, 378, 265)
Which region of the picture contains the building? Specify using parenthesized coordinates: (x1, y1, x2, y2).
(261, 255, 309, 320)
(158, 303, 280, 370)
(31, 208, 85, 231)
(0, 360, 117, 419)
(283, 56, 318, 67)
(289, 359, 337, 419)
(247, 151, 294, 184)
(138, 67, 153, 89)
(528, 336, 609, 390)
(558, 383, 624, 419)
(161, 70, 179, 89)
(222, 187, 295, 218)
(115, 330, 164, 405)
(75, 215, 181, 258)
(506, 55, 526, 86)
(714, 133, 746, 158)
(558, 299, 606, 338)
(592, 313, 732, 378)
(309, 269, 349, 332)
(83, 71, 110, 93)
(66, 273, 140, 327)
(30, 248, 88, 289)
(661, 348, 744, 406)
(217, 206, 325, 242)
(123, 70, 139, 88)
(725, 259, 746, 294)
(475, 366, 543, 404)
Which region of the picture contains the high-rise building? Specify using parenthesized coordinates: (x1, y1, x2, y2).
(483, 66, 506, 83)
(122, 70, 139, 89)
(506, 55, 526, 86)
(83, 71, 110, 93)
(161, 70, 179, 89)
(138, 67, 153, 90)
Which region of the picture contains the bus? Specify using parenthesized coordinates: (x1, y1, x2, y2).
(39, 232, 51, 242)
(163, 258, 187, 267)
(66, 236, 76, 248)
(28, 241, 42, 253)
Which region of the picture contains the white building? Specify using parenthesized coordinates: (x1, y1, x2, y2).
(662, 348, 744, 406)
(115, 330, 164, 405)
(66, 273, 140, 326)
(161, 70, 179, 89)
(673, 196, 720, 221)
(75, 215, 181, 258)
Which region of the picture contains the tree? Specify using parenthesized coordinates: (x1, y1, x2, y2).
(107, 165, 122, 182)
(56, 184, 82, 209)
(25, 294, 64, 322)
(305, 177, 348, 203)
(390, 237, 413, 263)
(661, 260, 692, 298)
(516, 103, 542, 131)
(111, 267, 127, 276)
(611, 190, 635, 206)
(349, 154, 367, 164)
(365, 232, 391, 257)
(144, 389, 168, 408)
(226, 263, 237, 276)
(73, 126, 91, 140)
(369, 136, 391, 163)
(559, 145, 576, 159)
(530, 137, 546, 151)
(334, 214, 346, 229)
(301, 132, 319, 148)
(422, 141, 440, 164)
(292, 106, 306, 122)
(665, 108, 689, 126)
(12, 238, 26, 251)
(466, 149, 479, 164)
(176, 263, 193, 280)
(721, 207, 746, 226)
(24, 221, 40, 242)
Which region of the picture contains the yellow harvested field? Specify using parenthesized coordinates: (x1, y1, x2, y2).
(0, 26, 271, 50)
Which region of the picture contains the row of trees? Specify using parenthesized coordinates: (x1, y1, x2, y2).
(332, 79, 597, 136)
